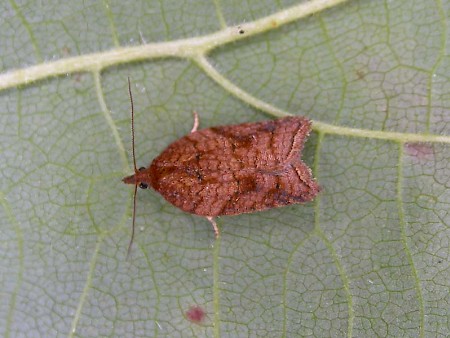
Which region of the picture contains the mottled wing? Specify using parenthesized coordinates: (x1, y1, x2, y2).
(149, 116, 319, 216)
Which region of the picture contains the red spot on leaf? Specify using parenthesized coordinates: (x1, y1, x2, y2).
(404, 142, 434, 162)
(185, 305, 206, 324)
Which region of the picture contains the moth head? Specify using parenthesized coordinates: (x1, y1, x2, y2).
(122, 167, 149, 189)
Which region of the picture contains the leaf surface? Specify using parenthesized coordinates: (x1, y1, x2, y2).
(1, 0, 449, 337)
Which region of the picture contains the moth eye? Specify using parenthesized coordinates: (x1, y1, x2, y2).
(139, 182, 149, 189)
(139, 167, 146, 172)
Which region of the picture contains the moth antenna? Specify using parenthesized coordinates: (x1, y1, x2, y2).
(127, 77, 138, 258)
(127, 183, 138, 259)
(128, 77, 138, 173)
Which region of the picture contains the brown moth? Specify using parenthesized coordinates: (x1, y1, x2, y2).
(123, 79, 319, 254)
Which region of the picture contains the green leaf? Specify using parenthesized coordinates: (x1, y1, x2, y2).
(1, 0, 449, 337)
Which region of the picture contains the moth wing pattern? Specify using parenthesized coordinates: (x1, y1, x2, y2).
(149, 116, 319, 216)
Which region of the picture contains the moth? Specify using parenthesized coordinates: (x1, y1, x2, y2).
(123, 79, 319, 254)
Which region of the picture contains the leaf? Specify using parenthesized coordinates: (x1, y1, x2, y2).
(1, 0, 449, 337)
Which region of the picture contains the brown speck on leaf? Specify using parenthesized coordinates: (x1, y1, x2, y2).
(73, 73, 83, 83)
(61, 46, 71, 56)
(356, 69, 366, 80)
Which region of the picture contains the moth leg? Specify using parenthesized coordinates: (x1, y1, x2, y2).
(191, 111, 199, 133)
(206, 216, 220, 238)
